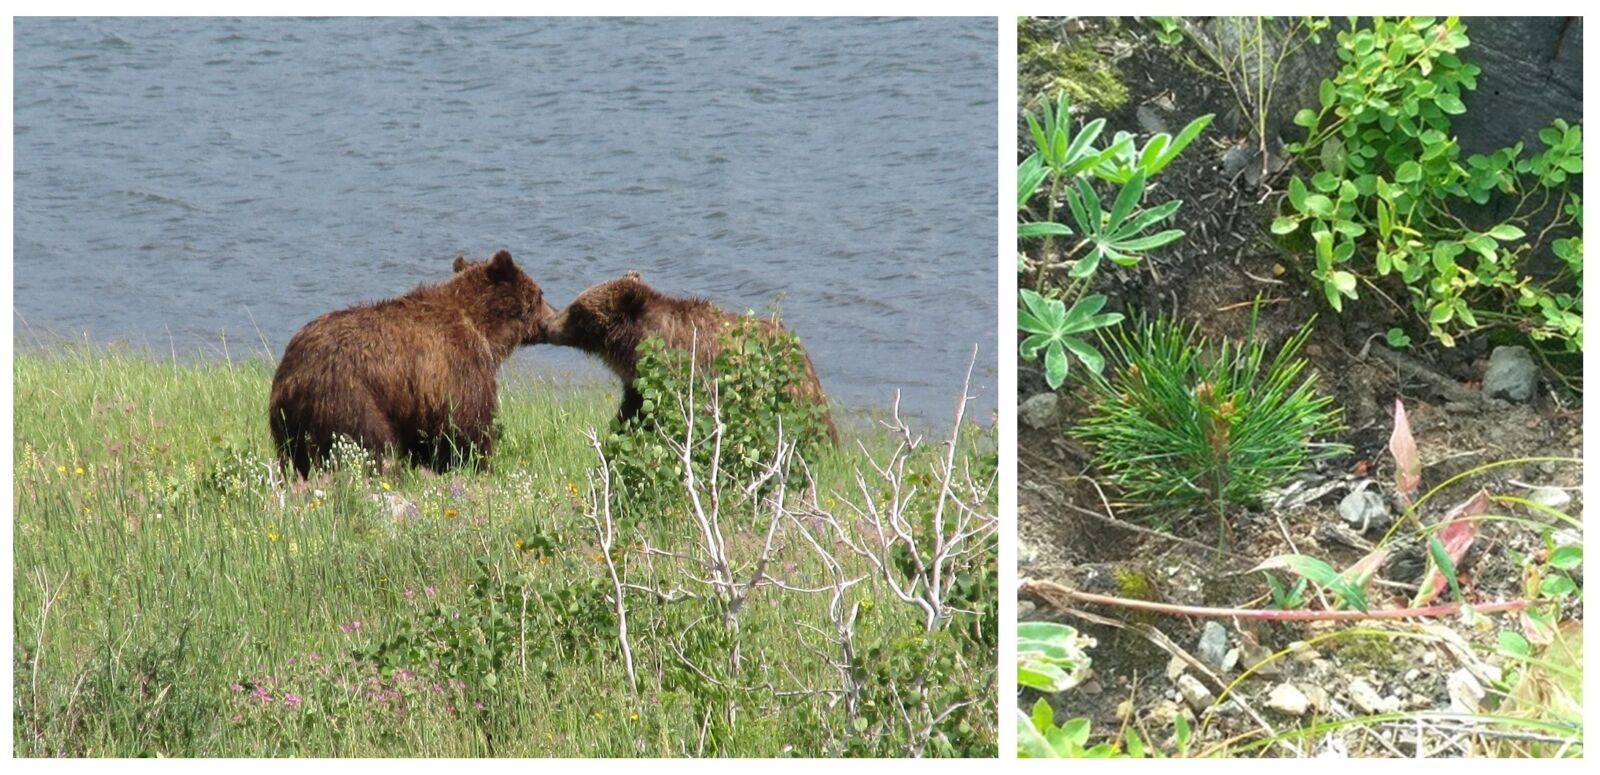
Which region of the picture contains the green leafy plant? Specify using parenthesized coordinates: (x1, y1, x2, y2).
(1018, 698, 1188, 758)
(602, 314, 832, 505)
(1071, 311, 1346, 542)
(1017, 290, 1122, 389)
(1017, 92, 1211, 390)
(1276, 16, 1583, 351)
(1016, 621, 1094, 693)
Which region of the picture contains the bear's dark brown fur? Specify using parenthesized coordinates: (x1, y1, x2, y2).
(269, 249, 554, 477)
(538, 272, 838, 443)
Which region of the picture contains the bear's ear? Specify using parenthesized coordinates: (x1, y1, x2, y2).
(623, 269, 643, 282)
(614, 280, 648, 319)
(452, 255, 469, 273)
(486, 249, 516, 282)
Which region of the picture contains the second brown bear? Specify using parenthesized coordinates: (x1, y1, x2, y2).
(538, 272, 839, 443)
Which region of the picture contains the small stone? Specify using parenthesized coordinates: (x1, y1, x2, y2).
(1447, 668, 1485, 713)
(1019, 393, 1061, 430)
(1299, 683, 1329, 713)
(1539, 461, 1559, 475)
(1166, 656, 1188, 681)
(1529, 486, 1572, 508)
(1176, 674, 1215, 711)
(1266, 683, 1310, 716)
(1115, 699, 1134, 721)
(1291, 647, 1322, 664)
(1347, 678, 1400, 715)
(1198, 621, 1230, 671)
(1483, 346, 1539, 402)
(1221, 647, 1240, 673)
(1136, 104, 1169, 135)
(1421, 650, 1437, 666)
(1404, 669, 1421, 682)
(1444, 401, 1476, 414)
(1338, 487, 1391, 532)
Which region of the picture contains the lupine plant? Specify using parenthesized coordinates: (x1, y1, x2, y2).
(1018, 91, 1212, 388)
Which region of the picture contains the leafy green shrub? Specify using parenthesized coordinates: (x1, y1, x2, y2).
(1071, 313, 1345, 538)
(1017, 92, 1212, 389)
(351, 552, 611, 696)
(601, 314, 833, 505)
(1276, 16, 1583, 350)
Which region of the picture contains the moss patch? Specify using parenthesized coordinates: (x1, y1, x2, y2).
(1018, 19, 1128, 115)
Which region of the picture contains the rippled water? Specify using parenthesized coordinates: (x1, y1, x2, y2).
(13, 17, 996, 424)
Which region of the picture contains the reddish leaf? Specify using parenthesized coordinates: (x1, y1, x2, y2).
(1339, 545, 1391, 602)
(1412, 489, 1488, 606)
(1389, 398, 1421, 505)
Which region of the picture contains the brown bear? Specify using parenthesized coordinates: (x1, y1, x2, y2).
(268, 249, 554, 477)
(537, 271, 839, 443)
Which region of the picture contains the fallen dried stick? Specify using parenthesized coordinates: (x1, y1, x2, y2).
(1023, 578, 1530, 622)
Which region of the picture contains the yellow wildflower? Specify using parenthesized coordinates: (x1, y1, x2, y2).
(268, 529, 280, 542)
(74, 466, 85, 476)
(56, 465, 67, 474)
(445, 508, 459, 519)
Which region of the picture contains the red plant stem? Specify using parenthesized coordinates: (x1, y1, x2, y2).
(1023, 580, 1531, 622)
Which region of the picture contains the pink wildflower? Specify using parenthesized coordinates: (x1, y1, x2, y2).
(283, 693, 303, 708)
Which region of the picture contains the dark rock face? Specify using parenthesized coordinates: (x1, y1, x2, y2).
(1455, 17, 1583, 157)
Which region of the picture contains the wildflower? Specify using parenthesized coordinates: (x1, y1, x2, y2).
(283, 693, 303, 708)
(268, 529, 280, 542)
(594, 711, 605, 720)
(229, 682, 244, 693)
(56, 465, 67, 474)
(380, 480, 392, 491)
(307, 652, 320, 663)
(340, 620, 363, 634)
(425, 585, 437, 598)
(404, 587, 415, 600)
(74, 466, 85, 476)
(444, 508, 458, 519)
(630, 712, 639, 721)
(253, 686, 272, 702)
(567, 481, 581, 498)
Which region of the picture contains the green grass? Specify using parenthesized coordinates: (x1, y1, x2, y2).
(12, 345, 997, 757)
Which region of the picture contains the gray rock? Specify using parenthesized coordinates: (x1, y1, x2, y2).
(1483, 346, 1539, 403)
(1198, 621, 1230, 671)
(1266, 683, 1310, 716)
(1135, 104, 1168, 135)
(1176, 674, 1215, 711)
(1019, 393, 1061, 430)
(1338, 486, 1390, 532)
(1529, 486, 1572, 508)
(1299, 683, 1329, 713)
(1347, 678, 1400, 715)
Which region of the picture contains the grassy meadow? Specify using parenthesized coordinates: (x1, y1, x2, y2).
(12, 346, 997, 757)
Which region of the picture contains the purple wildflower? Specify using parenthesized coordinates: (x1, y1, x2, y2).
(425, 585, 438, 599)
(229, 682, 244, 693)
(340, 620, 363, 634)
(252, 686, 272, 702)
(283, 693, 303, 708)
